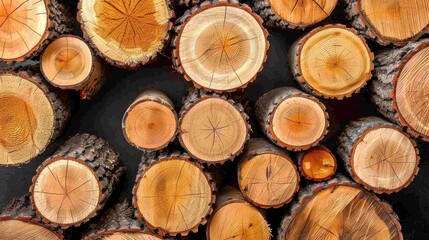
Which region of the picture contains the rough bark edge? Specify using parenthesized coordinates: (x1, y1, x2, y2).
(29, 133, 125, 228)
(337, 116, 420, 194)
(132, 151, 217, 237)
(297, 145, 337, 182)
(178, 88, 251, 164)
(343, 0, 429, 46)
(255, 87, 329, 151)
(3, 0, 73, 64)
(171, 0, 269, 93)
(171, 0, 203, 8)
(289, 24, 374, 99)
(277, 175, 403, 240)
(251, 0, 338, 30)
(0, 194, 63, 239)
(371, 39, 429, 140)
(0, 67, 71, 167)
(122, 89, 178, 151)
(77, 0, 175, 69)
(237, 138, 300, 208)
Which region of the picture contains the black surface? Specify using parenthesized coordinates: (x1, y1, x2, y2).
(1, 1, 429, 239)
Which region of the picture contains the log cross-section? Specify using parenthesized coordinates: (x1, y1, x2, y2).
(297, 145, 337, 181)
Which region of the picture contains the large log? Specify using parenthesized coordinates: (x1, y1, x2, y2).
(337, 117, 419, 194)
(289, 24, 373, 99)
(255, 87, 329, 151)
(0, 68, 70, 166)
(172, 0, 269, 92)
(371, 39, 429, 140)
(30, 133, 125, 228)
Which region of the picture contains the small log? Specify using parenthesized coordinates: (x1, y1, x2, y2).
(278, 176, 403, 240)
(0, 69, 70, 166)
(172, 0, 269, 92)
(371, 39, 429, 140)
(297, 145, 337, 181)
(207, 186, 271, 240)
(344, 0, 429, 46)
(78, 0, 174, 69)
(30, 133, 125, 228)
(178, 88, 250, 164)
(237, 138, 300, 208)
(289, 24, 373, 99)
(83, 201, 160, 240)
(0, 195, 63, 240)
(132, 151, 215, 237)
(41, 35, 108, 100)
(337, 117, 419, 194)
(255, 87, 329, 151)
(252, 0, 337, 29)
(123, 89, 177, 151)
(0, 0, 73, 63)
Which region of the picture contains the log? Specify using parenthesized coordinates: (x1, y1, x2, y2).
(78, 0, 174, 69)
(289, 24, 373, 99)
(344, 0, 429, 46)
(30, 133, 125, 228)
(171, 0, 269, 92)
(206, 186, 271, 240)
(0, 195, 63, 240)
(132, 151, 215, 236)
(0, 0, 73, 63)
(40, 35, 108, 100)
(237, 138, 300, 208)
(122, 89, 178, 151)
(178, 88, 250, 164)
(0, 69, 70, 166)
(297, 145, 337, 181)
(337, 117, 419, 194)
(83, 201, 160, 240)
(278, 176, 403, 240)
(252, 0, 337, 29)
(371, 39, 429, 140)
(255, 87, 329, 151)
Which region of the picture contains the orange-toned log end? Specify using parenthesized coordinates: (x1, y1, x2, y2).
(0, 73, 55, 166)
(87, 231, 162, 240)
(299, 146, 336, 181)
(174, 2, 268, 92)
(31, 158, 101, 227)
(134, 158, 214, 236)
(0, 219, 61, 240)
(179, 96, 249, 163)
(78, 0, 173, 68)
(278, 180, 403, 240)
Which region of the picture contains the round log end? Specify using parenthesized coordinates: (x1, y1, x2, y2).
(0, 218, 61, 240)
(84, 230, 162, 240)
(299, 146, 337, 181)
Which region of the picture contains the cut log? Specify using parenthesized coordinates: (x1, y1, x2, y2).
(83, 201, 160, 240)
(237, 138, 300, 208)
(172, 0, 269, 92)
(0, 0, 72, 63)
(0, 69, 70, 166)
(278, 177, 403, 240)
(178, 88, 250, 164)
(133, 151, 215, 236)
(297, 145, 336, 181)
(0, 195, 63, 240)
(344, 0, 429, 46)
(371, 39, 429, 140)
(252, 0, 337, 29)
(171, 0, 202, 7)
(78, 0, 174, 69)
(41, 35, 108, 100)
(122, 89, 177, 151)
(30, 133, 124, 228)
(207, 186, 271, 240)
(337, 117, 419, 194)
(289, 24, 373, 99)
(255, 87, 328, 151)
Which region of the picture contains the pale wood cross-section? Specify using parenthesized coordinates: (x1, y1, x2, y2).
(99, 232, 161, 240)
(298, 146, 336, 181)
(0, 219, 60, 240)
(78, 0, 173, 68)
(174, 2, 269, 92)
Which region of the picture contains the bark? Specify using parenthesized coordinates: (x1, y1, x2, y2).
(296, 145, 337, 181)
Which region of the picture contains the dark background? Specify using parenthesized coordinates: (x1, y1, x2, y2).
(1, 1, 428, 239)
